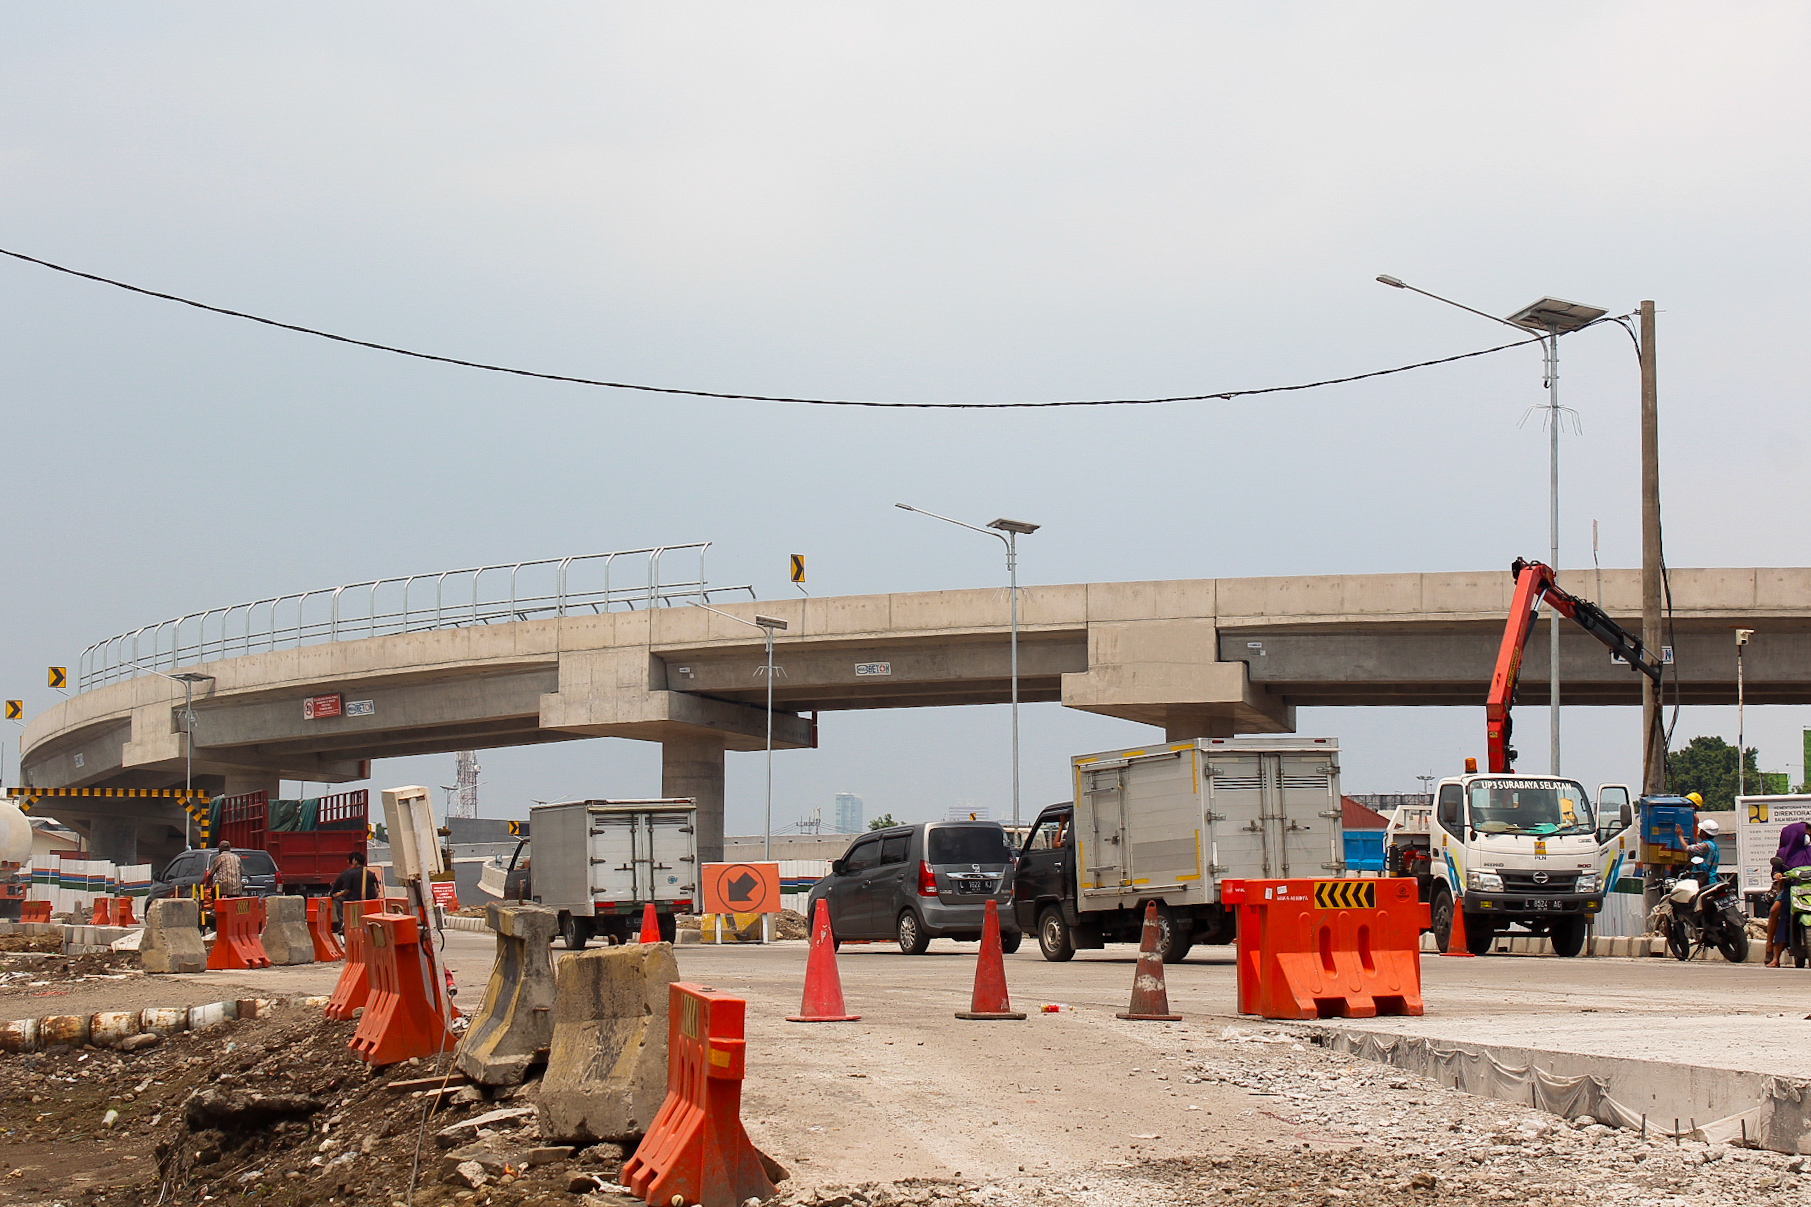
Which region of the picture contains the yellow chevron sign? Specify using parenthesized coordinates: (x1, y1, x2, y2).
(1314, 880, 1377, 910)
(506, 820, 523, 836)
(4, 701, 20, 721)
(47, 667, 66, 689)
(6, 786, 212, 802)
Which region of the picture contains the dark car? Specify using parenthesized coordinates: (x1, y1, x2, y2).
(147, 848, 282, 904)
(806, 822, 1022, 954)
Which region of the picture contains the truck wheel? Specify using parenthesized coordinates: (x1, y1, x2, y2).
(1429, 888, 1455, 954)
(1038, 907, 1075, 962)
(1549, 916, 1586, 957)
(559, 913, 589, 950)
(896, 909, 931, 955)
(1463, 914, 1495, 956)
(999, 929, 1023, 955)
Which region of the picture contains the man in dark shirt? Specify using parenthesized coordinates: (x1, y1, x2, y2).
(329, 852, 379, 931)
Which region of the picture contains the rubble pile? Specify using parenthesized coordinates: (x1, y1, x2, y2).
(0, 944, 141, 996)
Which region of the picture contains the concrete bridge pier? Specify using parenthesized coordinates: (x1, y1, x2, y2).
(662, 733, 727, 866)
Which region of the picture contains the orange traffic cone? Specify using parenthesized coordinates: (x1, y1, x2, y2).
(787, 899, 860, 1023)
(956, 900, 1025, 1020)
(1117, 901, 1182, 1021)
(1442, 898, 1476, 958)
(638, 902, 660, 944)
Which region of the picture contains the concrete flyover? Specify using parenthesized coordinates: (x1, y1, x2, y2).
(21, 564, 1811, 867)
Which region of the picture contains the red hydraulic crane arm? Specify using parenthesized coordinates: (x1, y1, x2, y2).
(1486, 558, 1665, 773)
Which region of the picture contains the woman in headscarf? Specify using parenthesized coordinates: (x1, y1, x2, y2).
(1767, 822, 1811, 966)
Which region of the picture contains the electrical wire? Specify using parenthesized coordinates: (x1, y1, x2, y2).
(0, 244, 1590, 409)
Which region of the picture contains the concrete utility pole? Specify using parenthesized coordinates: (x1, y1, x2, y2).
(1639, 301, 1665, 794)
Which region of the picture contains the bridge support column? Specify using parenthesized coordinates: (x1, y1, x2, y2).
(662, 733, 726, 865)
(89, 816, 139, 865)
(1165, 718, 1238, 742)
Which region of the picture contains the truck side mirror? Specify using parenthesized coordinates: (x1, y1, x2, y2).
(1620, 803, 1633, 830)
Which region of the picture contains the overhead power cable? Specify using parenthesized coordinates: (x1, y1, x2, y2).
(0, 244, 1600, 409)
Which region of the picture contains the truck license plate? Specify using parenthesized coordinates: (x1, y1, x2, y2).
(1531, 899, 1556, 911)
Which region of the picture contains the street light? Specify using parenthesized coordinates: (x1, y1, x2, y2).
(109, 660, 215, 847)
(896, 503, 1041, 828)
(1737, 628, 1754, 797)
(688, 603, 788, 941)
(1377, 275, 1606, 776)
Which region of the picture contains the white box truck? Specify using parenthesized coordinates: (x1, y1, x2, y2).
(525, 799, 699, 949)
(1011, 736, 1343, 962)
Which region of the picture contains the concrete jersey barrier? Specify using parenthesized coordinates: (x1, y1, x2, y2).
(260, 894, 316, 966)
(455, 903, 558, 1086)
(537, 941, 678, 1144)
(140, 898, 207, 974)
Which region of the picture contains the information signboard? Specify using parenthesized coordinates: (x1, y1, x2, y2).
(1735, 794, 1811, 894)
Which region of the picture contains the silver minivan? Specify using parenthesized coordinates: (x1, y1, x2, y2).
(806, 822, 1021, 954)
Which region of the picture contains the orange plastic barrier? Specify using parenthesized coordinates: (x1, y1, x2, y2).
(306, 897, 345, 962)
(1223, 877, 1428, 1020)
(206, 897, 272, 971)
(622, 983, 776, 1207)
(91, 897, 136, 925)
(348, 913, 457, 1066)
(20, 901, 51, 923)
(324, 900, 388, 1020)
(114, 896, 137, 926)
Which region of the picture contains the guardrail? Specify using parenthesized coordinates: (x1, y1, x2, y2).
(78, 544, 755, 690)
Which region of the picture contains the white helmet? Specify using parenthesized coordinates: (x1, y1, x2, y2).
(1699, 818, 1720, 835)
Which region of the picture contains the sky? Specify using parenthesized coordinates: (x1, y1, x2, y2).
(3, 5, 1809, 832)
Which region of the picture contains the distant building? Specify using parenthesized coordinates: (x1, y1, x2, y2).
(833, 792, 864, 834)
(1346, 793, 1430, 822)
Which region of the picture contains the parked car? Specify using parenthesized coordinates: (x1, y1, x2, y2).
(147, 848, 283, 909)
(806, 822, 1022, 954)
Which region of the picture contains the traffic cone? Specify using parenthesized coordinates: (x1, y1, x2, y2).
(956, 900, 1025, 1020)
(1117, 901, 1182, 1021)
(786, 899, 861, 1023)
(1442, 897, 1476, 958)
(638, 902, 660, 944)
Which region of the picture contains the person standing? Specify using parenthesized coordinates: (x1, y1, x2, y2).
(329, 851, 379, 932)
(202, 840, 244, 898)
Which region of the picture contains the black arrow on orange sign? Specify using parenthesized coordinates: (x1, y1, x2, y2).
(727, 871, 760, 904)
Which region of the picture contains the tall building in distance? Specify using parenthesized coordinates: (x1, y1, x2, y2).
(833, 792, 864, 833)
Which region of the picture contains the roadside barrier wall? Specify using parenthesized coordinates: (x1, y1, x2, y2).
(621, 982, 776, 1207)
(141, 898, 207, 974)
(537, 941, 678, 1144)
(306, 897, 344, 962)
(260, 894, 315, 966)
(207, 897, 271, 970)
(348, 912, 457, 1066)
(455, 903, 558, 1086)
(1225, 877, 1427, 1020)
(324, 900, 387, 1020)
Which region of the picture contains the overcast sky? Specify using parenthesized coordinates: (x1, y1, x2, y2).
(4, 5, 1809, 831)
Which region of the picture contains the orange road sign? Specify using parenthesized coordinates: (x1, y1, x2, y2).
(4, 701, 20, 721)
(47, 667, 66, 689)
(702, 862, 782, 915)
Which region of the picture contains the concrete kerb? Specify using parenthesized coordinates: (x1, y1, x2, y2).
(0, 994, 331, 1055)
(1412, 931, 1760, 963)
(536, 941, 678, 1145)
(140, 898, 207, 974)
(454, 903, 558, 1086)
(259, 894, 316, 966)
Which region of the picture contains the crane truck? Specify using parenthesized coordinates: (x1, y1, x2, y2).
(1385, 559, 1660, 955)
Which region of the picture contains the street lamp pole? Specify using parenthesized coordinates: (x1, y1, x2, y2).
(896, 504, 1040, 829)
(113, 658, 215, 846)
(1377, 277, 1606, 775)
(689, 603, 788, 942)
(1737, 629, 1753, 797)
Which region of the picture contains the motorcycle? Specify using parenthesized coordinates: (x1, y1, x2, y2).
(1786, 866, 1811, 968)
(1658, 856, 1751, 964)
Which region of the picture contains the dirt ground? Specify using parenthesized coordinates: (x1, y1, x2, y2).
(1, 932, 1805, 1207)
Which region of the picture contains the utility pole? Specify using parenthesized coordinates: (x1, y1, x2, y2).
(1639, 301, 1664, 794)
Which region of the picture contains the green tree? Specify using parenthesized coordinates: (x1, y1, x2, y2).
(1665, 736, 1760, 809)
(867, 813, 897, 830)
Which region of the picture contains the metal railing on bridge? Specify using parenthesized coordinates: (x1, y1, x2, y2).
(77, 544, 755, 691)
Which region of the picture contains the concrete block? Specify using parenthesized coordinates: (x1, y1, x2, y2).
(259, 895, 315, 966)
(536, 942, 678, 1145)
(141, 898, 207, 974)
(454, 904, 558, 1086)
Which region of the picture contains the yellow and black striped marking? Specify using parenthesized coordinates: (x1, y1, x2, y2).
(1314, 880, 1377, 910)
(6, 786, 212, 801)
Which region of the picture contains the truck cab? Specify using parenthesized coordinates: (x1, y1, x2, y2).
(1386, 773, 1633, 956)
